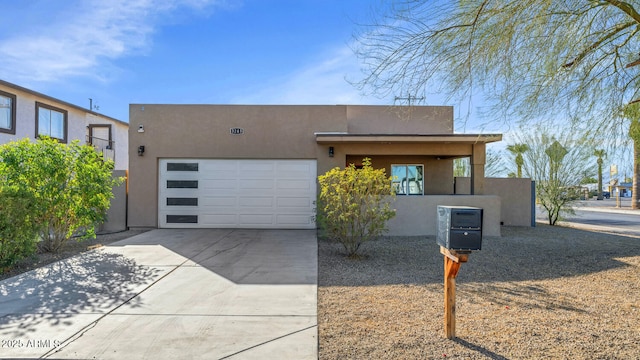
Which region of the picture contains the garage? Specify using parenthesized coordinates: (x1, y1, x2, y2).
(158, 159, 317, 229)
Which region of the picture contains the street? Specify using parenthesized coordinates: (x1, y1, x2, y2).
(536, 198, 640, 236)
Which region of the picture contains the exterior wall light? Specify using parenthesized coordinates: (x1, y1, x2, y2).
(138, 145, 145, 156)
(329, 146, 334, 157)
(138, 124, 145, 133)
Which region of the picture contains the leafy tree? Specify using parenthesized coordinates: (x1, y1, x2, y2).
(485, 148, 507, 177)
(594, 149, 607, 200)
(317, 158, 396, 257)
(517, 126, 595, 225)
(0, 138, 123, 253)
(354, 0, 640, 207)
(506, 144, 530, 178)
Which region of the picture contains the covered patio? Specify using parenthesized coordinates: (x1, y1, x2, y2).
(316, 132, 503, 236)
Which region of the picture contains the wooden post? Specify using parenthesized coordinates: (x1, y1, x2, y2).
(441, 246, 468, 339)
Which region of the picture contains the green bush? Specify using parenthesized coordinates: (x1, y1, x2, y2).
(318, 158, 396, 257)
(0, 190, 39, 271)
(0, 138, 123, 253)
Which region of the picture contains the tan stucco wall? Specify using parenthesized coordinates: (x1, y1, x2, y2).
(346, 105, 453, 134)
(386, 195, 501, 236)
(455, 177, 533, 227)
(127, 104, 478, 229)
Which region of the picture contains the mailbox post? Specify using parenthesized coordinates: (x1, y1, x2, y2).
(436, 206, 483, 339)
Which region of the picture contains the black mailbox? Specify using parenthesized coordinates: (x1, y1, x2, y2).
(437, 206, 483, 251)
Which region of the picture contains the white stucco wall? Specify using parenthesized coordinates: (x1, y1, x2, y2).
(0, 82, 128, 170)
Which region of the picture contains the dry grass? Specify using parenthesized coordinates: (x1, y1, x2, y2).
(318, 225, 640, 359)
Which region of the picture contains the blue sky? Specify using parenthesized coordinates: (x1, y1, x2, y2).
(0, 0, 634, 177)
(0, 0, 393, 122)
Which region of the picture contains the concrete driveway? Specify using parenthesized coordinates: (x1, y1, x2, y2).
(0, 229, 317, 359)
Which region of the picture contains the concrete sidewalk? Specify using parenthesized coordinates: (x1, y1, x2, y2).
(573, 198, 638, 216)
(0, 229, 318, 359)
(574, 205, 639, 216)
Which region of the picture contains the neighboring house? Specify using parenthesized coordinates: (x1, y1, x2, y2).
(0, 79, 128, 170)
(128, 104, 533, 237)
(612, 182, 633, 198)
(0, 79, 129, 232)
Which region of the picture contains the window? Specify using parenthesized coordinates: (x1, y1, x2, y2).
(167, 163, 199, 171)
(167, 197, 198, 206)
(36, 102, 67, 142)
(0, 90, 16, 134)
(392, 164, 424, 195)
(167, 180, 199, 189)
(166, 215, 198, 223)
(88, 124, 112, 149)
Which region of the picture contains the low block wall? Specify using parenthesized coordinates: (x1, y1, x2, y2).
(386, 195, 501, 237)
(455, 177, 533, 227)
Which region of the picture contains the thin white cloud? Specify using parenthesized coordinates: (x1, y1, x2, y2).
(231, 45, 389, 105)
(0, 0, 232, 83)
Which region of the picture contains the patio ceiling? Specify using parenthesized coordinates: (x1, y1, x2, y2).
(315, 132, 502, 144)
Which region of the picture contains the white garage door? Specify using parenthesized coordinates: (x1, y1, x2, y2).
(158, 159, 317, 229)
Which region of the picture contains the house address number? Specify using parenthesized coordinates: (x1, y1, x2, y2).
(230, 127, 244, 135)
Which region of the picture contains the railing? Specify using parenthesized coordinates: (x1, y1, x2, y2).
(86, 135, 115, 163)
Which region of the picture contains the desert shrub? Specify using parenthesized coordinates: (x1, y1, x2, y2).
(0, 138, 123, 253)
(318, 158, 396, 257)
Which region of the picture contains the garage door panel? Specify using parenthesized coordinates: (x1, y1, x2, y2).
(277, 214, 313, 225)
(239, 179, 275, 190)
(240, 161, 274, 170)
(201, 196, 236, 207)
(277, 197, 312, 208)
(277, 179, 312, 190)
(239, 196, 274, 207)
(200, 214, 237, 225)
(202, 179, 237, 190)
(201, 160, 236, 170)
(239, 214, 274, 225)
(161, 172, 200, 181)
(163, 188, 200, 195)
(159, 159, 316, 229)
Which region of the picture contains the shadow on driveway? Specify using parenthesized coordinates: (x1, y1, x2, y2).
(0, 250, 163, 338)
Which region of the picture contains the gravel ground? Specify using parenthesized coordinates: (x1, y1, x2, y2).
(0, 229, 148, 281)
(318, 224, 640, 359)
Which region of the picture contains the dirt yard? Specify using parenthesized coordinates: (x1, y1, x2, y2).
(318, 225, 640, 359)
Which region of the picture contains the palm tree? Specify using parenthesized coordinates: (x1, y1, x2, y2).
(594, 149, 606, 200)
(507, 143, 530, 178)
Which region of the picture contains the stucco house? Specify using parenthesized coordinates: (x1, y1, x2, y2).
(128, 104, 533, 237)
(0, 79, 129, 231)
(0, 79, 128, 170)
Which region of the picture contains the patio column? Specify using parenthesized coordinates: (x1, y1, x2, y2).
(470, 143, 486, 195)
